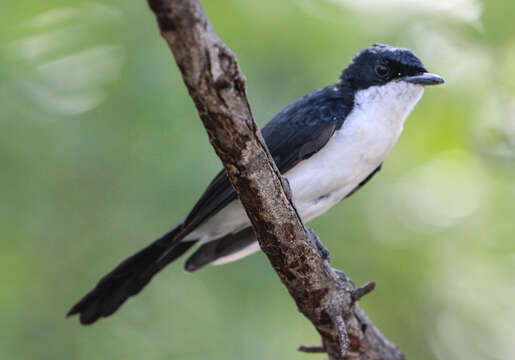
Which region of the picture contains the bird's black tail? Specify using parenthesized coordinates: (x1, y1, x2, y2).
(67, 225, 196, 325)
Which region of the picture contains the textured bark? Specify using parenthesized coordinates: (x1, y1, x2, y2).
(146, 1, 405, 359)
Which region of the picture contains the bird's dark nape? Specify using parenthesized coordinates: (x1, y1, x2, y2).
(67, 225, 196, 325)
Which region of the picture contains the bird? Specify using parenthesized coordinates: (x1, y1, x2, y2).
(67, 44, 444, 325)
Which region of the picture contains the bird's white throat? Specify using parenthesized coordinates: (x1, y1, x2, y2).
(340, 80, 425, 164)
(353, 80, 424, 128)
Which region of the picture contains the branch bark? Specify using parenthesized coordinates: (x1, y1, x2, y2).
(146, 1, 405, 359)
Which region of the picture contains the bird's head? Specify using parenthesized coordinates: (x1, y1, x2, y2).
(340, 44, 444, 90)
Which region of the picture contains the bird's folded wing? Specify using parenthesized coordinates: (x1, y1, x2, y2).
(182, 85, 352, 234)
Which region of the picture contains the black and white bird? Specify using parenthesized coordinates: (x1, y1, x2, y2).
(68, 44, 444, 324)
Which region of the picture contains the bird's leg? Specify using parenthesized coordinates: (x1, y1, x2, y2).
(307, 228, 355, 289)
(280, 176, 293, 202)
(307, 227, 330, 261)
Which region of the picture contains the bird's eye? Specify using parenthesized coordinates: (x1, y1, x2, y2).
(375, 64, 389, 77)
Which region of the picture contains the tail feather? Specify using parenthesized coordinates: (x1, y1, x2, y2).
(67, 225, 196, 325)
(184, 227, 254, 272)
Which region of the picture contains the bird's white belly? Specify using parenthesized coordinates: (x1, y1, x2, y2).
(186, 81, 424, 242)
(286, 119, 393, 222)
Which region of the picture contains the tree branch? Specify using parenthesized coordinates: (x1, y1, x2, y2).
(146, 1, 405, 359)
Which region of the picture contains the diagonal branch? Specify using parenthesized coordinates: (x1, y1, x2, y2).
(146, 0, 405, 359)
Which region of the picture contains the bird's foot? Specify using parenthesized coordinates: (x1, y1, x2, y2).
(334, 269, 355, 289)
(306, 227, 355, 289)
(307, 227, 330, 261)
(281, 176, 293, 201)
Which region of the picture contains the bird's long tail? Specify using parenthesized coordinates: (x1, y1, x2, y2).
(67, 225, 196, 325)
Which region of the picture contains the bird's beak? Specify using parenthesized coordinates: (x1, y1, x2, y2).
(402, 73, 445, 86)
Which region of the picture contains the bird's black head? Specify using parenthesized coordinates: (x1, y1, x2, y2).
(340, 44, 444, 90)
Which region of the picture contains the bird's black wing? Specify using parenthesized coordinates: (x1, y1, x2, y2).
(183, 85, 353, 234)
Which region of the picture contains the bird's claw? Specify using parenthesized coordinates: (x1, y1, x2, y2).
(281, 176, 293, 201)
(307, 227, 330, 261)
(334, 269, 355, 289)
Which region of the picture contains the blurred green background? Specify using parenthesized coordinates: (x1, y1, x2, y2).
(1, 0, 514, 359)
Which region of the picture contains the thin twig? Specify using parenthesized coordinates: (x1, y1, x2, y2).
(298, 345, 326, 353)
(352, 281, 377, 302)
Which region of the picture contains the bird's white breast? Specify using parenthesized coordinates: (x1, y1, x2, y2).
(287, 81, 425, 221)
(187, 81, 424, 242)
